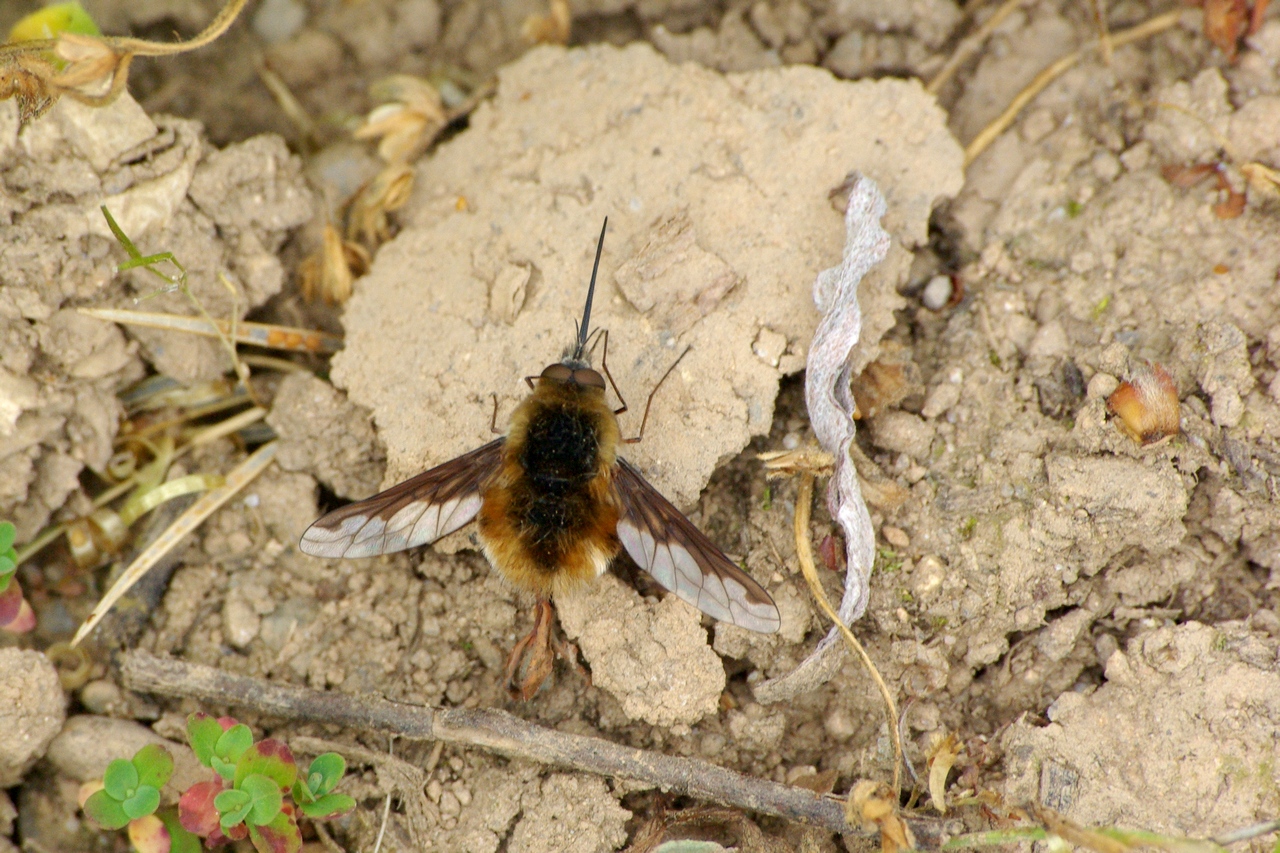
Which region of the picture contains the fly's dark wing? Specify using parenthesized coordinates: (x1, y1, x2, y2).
(299, 439, 503, 559)
(613, 457, 781, 633)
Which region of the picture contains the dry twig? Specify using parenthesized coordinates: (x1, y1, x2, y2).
(0, 0, 249, 124)
(964, 9, 1185, 165)
(120, 651, 863, 835)
(927, 0, 1029, 94)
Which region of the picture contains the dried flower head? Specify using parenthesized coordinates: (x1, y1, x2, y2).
(1106, 361, 1180, 446)
(354, 75, 447, 165)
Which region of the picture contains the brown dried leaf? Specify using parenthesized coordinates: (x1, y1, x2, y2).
(848, 780, 915, 853)
(0, 57, 57, 124)
(1160, 162, 1217, 188)
(925, 732, 961, 814)
(51, 32, 119, 89)
(348, 164, 415, 246)
(299, 223, 367, 305)
(1201, 0, 1249, 60)
(1031, 804, 1132, 853)
(523, 0, 571, 45)
(356, 75, 448, 165)
(790, 768, 839, 795)
(850, 348, 922, 420)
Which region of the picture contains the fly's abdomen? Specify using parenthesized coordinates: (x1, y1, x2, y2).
(515, 406, 601, 554)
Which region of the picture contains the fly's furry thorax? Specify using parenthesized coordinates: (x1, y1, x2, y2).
(477, 374, 622, 598)
(503, 377, 620, 469)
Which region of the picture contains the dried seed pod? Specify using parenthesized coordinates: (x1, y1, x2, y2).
(1106, 361, 1180, 445)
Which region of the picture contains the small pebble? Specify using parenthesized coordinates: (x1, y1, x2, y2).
(823, 708, 855, 740)
(80, 679, 125, 715)
(438, 791, 461, 818)
(222, 595, 260, 649)
(921, 275, 953, 310)
(881, 525, 910, 549)
(252, 0, 307, 43)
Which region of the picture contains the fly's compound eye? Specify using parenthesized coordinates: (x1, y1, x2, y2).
(540, 364, 573, 383)
(573, 368, 606, 389)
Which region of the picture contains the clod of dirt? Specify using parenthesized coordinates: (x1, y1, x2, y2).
(557, 573, 725, 727)
(44, 715, 207, 804)
(267, 371, 387, 499)
(0, 92, 314, 539)
(0, 649, 65, 787)
(507, 773, 631, 853)
(334, 42, 962, 509)
(1000, 621, 1280, 833)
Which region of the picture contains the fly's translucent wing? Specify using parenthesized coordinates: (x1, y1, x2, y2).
(299, 439, 503, 559)
(613, 457, 781, 633)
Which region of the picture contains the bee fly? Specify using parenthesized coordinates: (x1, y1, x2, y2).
(299, 219, 781, 698)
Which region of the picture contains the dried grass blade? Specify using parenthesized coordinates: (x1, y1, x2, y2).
(70, 441, 277, 646)
(78, 308, 342, 353)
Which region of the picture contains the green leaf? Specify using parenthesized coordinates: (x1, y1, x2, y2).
(132, 743, 174, 789)
(215, 788, 251, 829)
(303, 753, 345, 797)
(234, 740, 297, 791)
(290, 779, 314, 805)
(216, 725, 254, 765)
(240, 773, 283, 827)
(7, 2, 100, 42)
(187, 713, 224, 767)
(82, 788, 131, 829)
(103, 758, 139, 801)
(0, 554, 14, 576)
(156, 808, 203, 853)
(299, 793, 355, 820)
(122, 785, 160, 820)
(0, 522, 15, 553)
(0, 574, 10, 595)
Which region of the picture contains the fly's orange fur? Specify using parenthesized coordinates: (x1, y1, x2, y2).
(477, 375, 622, 598)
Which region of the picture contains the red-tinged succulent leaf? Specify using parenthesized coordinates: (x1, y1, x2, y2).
(234, 740, 297, 791)
(221, 821, 249, 842)
(128, 814, 171, 853)
(299, 792, 356, 819)
(0, 580, 24, 626)
(133, 743, 175, 789)
(4, 598, 35, 633)
(83, 788, 131, 829)
(178, 779, 222, 835)
(156, 809, 202, 853)
(187, 714, 224, 767)
(247, 807, 301, 853)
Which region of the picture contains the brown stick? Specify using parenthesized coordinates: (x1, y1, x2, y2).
(120, 651, 854, 834)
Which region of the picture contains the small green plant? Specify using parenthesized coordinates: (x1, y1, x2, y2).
(79, 743, 200, 853)
(0, 521, 35, 633)
(875, 547, 904, 574)
(82, 713, 354, 853)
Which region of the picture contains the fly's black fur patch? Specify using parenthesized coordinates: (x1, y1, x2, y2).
(513, 404, 602, 564)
